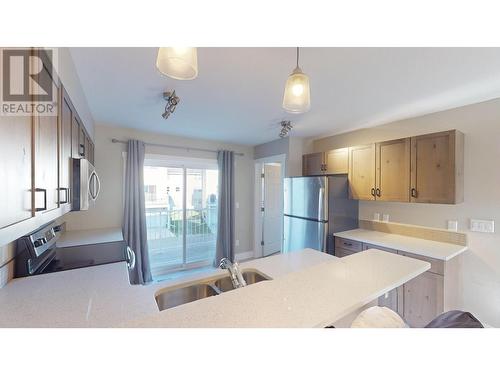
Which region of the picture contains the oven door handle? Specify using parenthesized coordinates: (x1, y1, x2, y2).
(127, 247, 136, 270)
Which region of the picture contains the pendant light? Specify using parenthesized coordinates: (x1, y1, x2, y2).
(282, 47, 311, 113)
(156, 47, 198, 80)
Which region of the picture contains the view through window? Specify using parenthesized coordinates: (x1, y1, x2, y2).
(144, 158, 218, 279)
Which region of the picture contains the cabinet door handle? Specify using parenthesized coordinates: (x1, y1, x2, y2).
(371, 188, 376, 197)
(58, 187, 70, 204)
(411, 188, 417, 198)
(35, 188, 47, 212)
(376, 188, 381, 197)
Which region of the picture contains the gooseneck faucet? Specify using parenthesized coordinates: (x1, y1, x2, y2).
(219, 258, 247, 289)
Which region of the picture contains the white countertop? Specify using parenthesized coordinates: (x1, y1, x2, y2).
(0, 249, 331, 327)
(125, 250, 429, 328)
(57, 227, 124, 248)
(0, 249, 429, 328)
(334, 228, 467, 261)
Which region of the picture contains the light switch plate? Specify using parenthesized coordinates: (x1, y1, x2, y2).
(373, 213, 380, 221)
(235, 202, 239, 209)
(235, 239, 240, 247)
(447, 220, 458, 232)
(382, 214, 390, 222)
(470, 219, 495, 233)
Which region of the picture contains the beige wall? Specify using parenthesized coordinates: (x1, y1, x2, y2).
(63, 124, 255, 255)
(254, 137, 311, 177)
(313, 98, 500, 327)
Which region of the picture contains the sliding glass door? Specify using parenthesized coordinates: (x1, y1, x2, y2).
(144, 157, 218, 279)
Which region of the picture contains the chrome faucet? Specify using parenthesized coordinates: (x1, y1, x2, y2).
(219, 258, 247, 289)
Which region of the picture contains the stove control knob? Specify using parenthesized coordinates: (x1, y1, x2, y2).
(34, 238, 46, 247)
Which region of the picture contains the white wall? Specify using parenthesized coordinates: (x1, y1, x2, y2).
(313, 98, 500, 327)
(63, 124, 255, 255)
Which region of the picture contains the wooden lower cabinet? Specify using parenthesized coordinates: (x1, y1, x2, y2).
(335, 236, 457, 327)
(402, 271, 444, 328)
(378, 287, 400, 312)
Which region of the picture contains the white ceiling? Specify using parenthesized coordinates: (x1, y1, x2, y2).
(70, 47, 500, 146)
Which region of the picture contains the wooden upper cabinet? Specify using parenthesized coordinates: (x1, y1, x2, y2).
(0, 116, 33, 229)
(71, 114, 81, 159)
(410, 130, 464, 204)
(302, 152, 325, 176)
(325, 148, 348, 174)
(79, 125, 86, 158)
(60, 88, 74, 207)
(33, 52, 60, 213)
(375, 138, 411, 202)
(303, 148, 349, 176)
(348, 144, 376, 200)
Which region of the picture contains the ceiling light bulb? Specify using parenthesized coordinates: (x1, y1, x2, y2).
(283, 67, 311, 113)
(156, 47, 198, 80)
(292, 83, 304, 96)
(283, 48, 310, 114)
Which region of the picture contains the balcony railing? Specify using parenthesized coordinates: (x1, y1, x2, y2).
(145, 206, 217, 277)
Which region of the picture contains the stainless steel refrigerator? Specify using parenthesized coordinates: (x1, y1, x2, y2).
(283, 175, 358, 253)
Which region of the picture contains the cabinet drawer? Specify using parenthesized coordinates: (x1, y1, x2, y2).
(398, 251, 444, 275)
(335, 247, 356, 258)
(362, 243, 397, 254)
(335, 237, 362, 252)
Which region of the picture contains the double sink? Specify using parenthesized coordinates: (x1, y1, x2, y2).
(155, 270, 271, 311)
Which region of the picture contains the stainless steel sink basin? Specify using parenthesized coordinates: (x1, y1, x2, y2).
(156, 284, 218, 311)
(214, 270, 270, 292)
(155, 270, 271, 311)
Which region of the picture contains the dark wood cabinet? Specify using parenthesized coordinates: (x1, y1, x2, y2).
(0, 116, 33, 229)
(34, 52, 60, 213)
(60, 88, 74, 207)
(0, 49, 95, 245)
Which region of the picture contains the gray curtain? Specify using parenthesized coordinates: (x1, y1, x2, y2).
(214, 150, 235, 266)
(123, 140, 152, 284)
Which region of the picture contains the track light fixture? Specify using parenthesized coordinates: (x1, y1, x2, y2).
(162, 90, 180, 120)
(279, 120, 293, 138)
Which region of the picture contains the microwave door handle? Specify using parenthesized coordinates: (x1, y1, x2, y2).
(88, 172, 96, 200)
(93, 172, 101, 200)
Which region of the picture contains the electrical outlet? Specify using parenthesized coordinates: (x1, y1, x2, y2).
(373, 213, 380, 221)
(470, 219, 495, 233)
(382, 214, 390, 222)
(447, 220, 458, 232)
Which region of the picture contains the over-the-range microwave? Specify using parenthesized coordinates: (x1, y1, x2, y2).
(72, 158, 101, 211)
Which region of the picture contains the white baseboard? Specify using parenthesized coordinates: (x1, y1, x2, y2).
(235, 251, 254, 262)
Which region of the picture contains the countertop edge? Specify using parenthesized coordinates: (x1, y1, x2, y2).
(333, 229, 468, 261)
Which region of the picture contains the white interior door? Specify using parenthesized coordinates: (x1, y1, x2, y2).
(262, 164, 283, 256)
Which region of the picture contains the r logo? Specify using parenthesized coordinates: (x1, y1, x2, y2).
(2, 48, 53, 102)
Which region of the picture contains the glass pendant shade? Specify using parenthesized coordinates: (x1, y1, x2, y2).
(156, 47, 198, 80)
(282, 66, 311, 113)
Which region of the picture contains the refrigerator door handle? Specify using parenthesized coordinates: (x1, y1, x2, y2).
(318, 187, 325, 221)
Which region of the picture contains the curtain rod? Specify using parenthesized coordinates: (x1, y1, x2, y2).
(111, 138, 244, 156)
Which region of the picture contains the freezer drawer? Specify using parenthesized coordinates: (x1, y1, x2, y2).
(283, 215, 327, 252)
